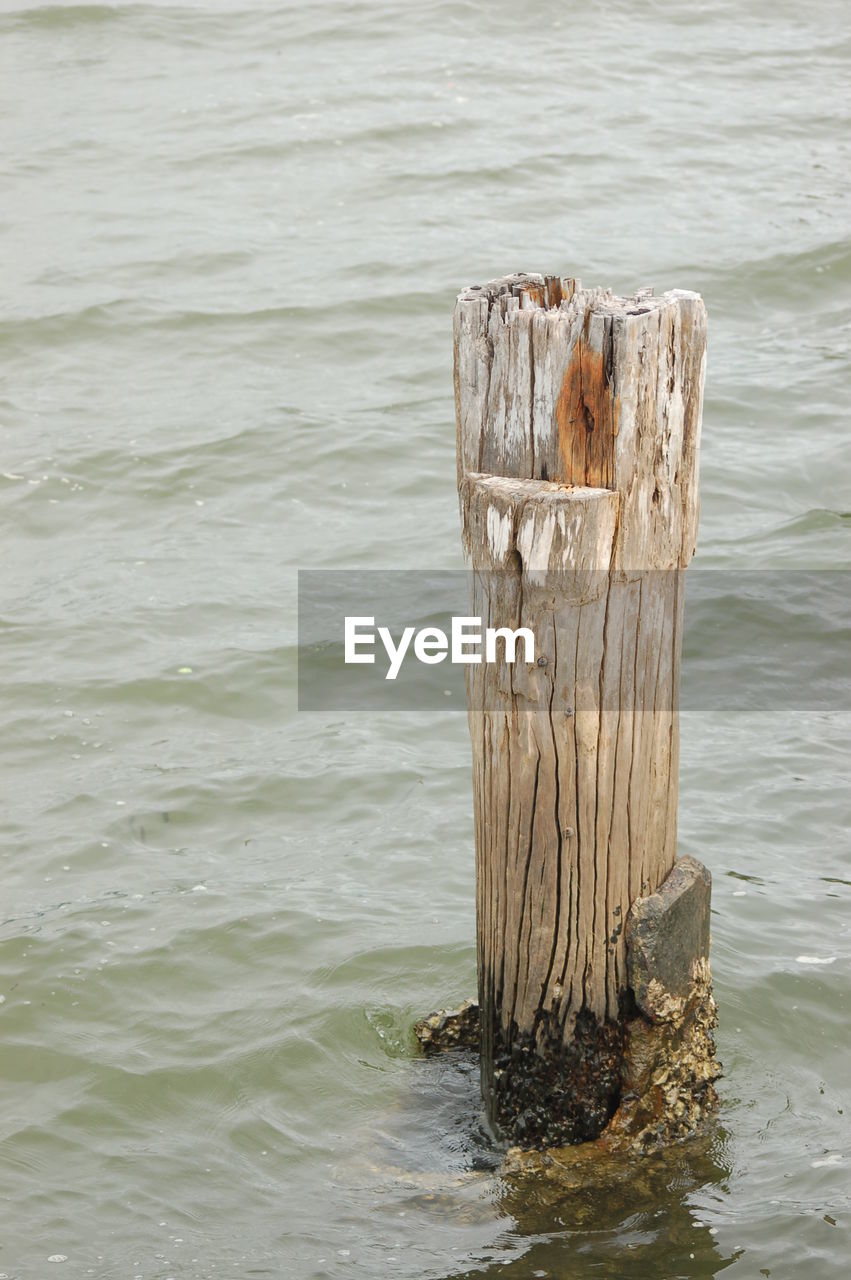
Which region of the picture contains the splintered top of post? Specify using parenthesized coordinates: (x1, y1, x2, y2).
(456, 272, 700, 318)
(454, 272, 707, 570)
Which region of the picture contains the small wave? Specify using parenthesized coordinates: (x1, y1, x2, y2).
(0, 3, 124, 30)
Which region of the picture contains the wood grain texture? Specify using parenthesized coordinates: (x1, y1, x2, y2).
(455, 274, 706, 568)
(455, 274, 706, 1145)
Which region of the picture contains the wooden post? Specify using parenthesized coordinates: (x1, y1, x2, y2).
(453, 274, 716, 1149)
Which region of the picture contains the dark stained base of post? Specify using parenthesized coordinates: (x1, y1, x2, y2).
(414, 855, 721, 1160)
(487, 1009, 624, 1147)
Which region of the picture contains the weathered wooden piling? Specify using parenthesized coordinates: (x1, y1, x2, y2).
(450, 273, 719, 1150)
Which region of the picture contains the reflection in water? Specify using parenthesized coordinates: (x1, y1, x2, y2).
(482, 1133, 738, 1279)
(361, 1046, 739, 1280)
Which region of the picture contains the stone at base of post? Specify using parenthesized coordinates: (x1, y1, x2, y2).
(416, 854, 721, 1163)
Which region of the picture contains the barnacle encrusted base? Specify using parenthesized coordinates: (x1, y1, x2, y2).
(415, 959, 719, 1167)
(413, 999, 480, 1052)
(415, 856, 722, 1166)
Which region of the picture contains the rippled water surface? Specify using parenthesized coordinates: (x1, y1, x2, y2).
(1, 1, 849, 1276)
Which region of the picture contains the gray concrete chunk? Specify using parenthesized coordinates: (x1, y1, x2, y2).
(626, 855, 712, 1023)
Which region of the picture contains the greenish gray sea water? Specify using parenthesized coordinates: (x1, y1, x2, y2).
(0, 1, 849, 1277)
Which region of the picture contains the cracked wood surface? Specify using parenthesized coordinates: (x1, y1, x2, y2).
(455, 273, 706, 1142)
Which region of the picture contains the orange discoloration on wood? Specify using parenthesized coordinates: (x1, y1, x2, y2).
(555, 329, 616, 489)
(544, 276, 578, 309)
(522, 284, 546, 308)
